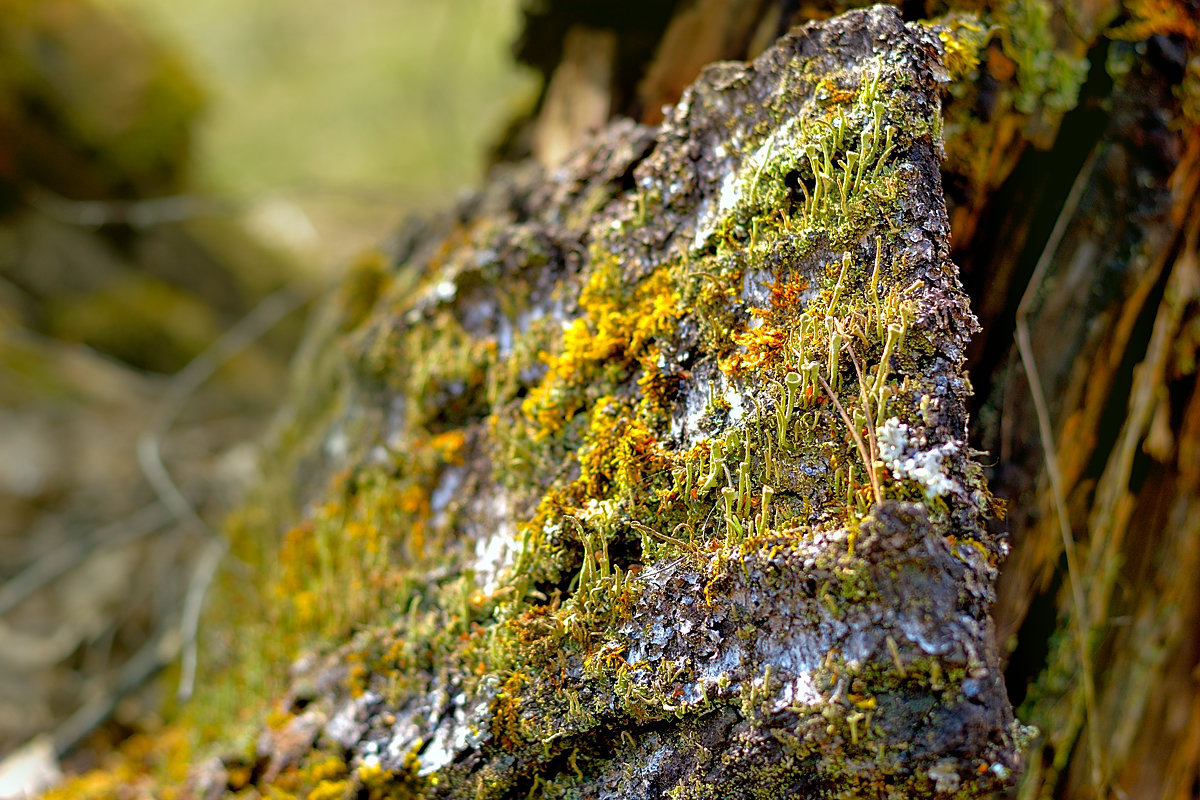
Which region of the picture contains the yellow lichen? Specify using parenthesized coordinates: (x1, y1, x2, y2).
(307, 779, 349, 800)
(355, 760, 391, 784)
(723, 319, 788, 375)
(936, 16, 989, 81)
(40, 727, 192, 800)
(520, 258, 682, 439)
(1109, 0, 1198, 41)
(576, 396, 668, 499)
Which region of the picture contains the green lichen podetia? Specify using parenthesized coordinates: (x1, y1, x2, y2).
(49, 8, 1026, 800)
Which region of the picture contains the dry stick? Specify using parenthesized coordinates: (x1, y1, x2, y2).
(815, 373, 878, 507)
(175, 537, 228, 702)
(836, 329, 882, 504)
(29, 187, 222, 228)
(0, 504, 171, 618)
(51, 629, 179, 758)
(30, 182, 407, 229)
(627, 520, 696, 552)
(1014, 148, 1104, 792)
(137, 283, 317, 702)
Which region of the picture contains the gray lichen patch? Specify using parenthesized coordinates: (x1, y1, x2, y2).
(229, 6, 1024, 799)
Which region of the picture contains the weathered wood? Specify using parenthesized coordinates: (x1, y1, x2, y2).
(174, 7, 1023, 799)
(504, 3, 1200, 798)
(31, 2, 1200, 799)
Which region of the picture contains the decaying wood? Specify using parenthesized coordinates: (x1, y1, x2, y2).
(26, 1, 1200, 799)
(514, 3, 1200, 797)
(172, 7, 1025, 799)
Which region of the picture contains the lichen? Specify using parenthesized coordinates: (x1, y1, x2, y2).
(53, 7, 1024, 800)
(876, 416, 962, 498)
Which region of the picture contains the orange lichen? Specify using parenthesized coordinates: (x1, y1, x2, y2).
(492, 673, 529, 750)
(724, 322, 787, 375)
(431, 429, 468, 464)
(816, 76, 858, 106)
(576, 396, 668, 499)
(721, 271, 812, 375)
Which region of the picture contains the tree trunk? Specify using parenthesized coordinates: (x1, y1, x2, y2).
(41, 1, 1200, 799)
(509, 3, 1200, 797)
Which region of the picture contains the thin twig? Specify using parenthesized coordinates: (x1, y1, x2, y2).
(28, 182, 410, 229)
(138, 285, 311, 530)
(0, 504, 171, 618)
(176, 537, 227, 702)
(815, 373, 877, 506)
(627, 520, 696, 552)
(1014, 147, 1104, 792)
(29, 188, 223, 228)
(137, 282, 318, 701)
(51, 629, 179, 757)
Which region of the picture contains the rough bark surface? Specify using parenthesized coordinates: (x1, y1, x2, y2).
(33, 1, 1200, 799)
(201, 8, 1021, 799)
(503, 2, 1200, 797)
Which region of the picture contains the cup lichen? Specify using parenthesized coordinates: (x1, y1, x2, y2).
(46, 8, 1027, 800)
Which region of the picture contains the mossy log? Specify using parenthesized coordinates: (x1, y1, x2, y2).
(35, 1, 1200, 799)
(172, 7, 1021, 800)
(508, 1, 1200, 798)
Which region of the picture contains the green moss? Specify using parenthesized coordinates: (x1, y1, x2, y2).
(992, 0, 1090, 116)
(79, 10, 1016, 799)
(326, 23, 989, 795)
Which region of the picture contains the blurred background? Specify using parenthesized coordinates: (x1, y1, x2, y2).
(95, 0, 537, 269)
(0, 0, 535, 789)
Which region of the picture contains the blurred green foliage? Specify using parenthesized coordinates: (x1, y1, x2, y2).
(108, 0, 538, 203)
(0, 0, 204, 200)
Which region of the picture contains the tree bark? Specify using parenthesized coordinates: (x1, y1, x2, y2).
(40, 2, 1200, 799)
(211, 6, 1016, 799)
(506, 2, 1200, 798)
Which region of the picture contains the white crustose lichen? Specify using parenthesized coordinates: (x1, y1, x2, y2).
(875, 417, 960, 498)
